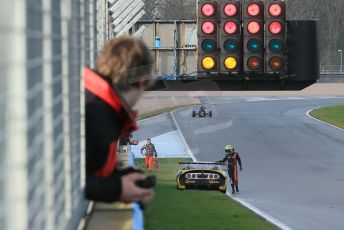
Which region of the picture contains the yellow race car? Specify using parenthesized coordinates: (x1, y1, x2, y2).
(176, 162, 227, 193)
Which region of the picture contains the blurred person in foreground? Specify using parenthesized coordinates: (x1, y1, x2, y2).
(84, 36, 154, 204)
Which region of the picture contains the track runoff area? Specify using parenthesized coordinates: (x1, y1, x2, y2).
(133, 0, 340, 228)
(133, 107, 275, 230)
(133, 97, 344, 230)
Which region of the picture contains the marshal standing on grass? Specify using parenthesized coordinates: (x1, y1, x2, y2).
(217, 145, 242, 194)
(141, 138, 159, 172)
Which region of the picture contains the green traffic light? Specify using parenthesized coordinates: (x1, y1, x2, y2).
(269, 39, 283, 53)
(224, 39, 238, 52)
(202, 39, 216, 53)
(247, 38, 261, 52)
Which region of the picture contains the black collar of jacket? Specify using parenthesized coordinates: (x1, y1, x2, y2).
(84, 67, 138, 128)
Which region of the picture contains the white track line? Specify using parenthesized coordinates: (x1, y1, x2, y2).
(170, 106, 197, 162)
(138, 104, 199, 161)
(138, 104, 200, 123)
(137, 112, 168, 123)
(227, 193, 293, 230)
(306, 108, 344, 132)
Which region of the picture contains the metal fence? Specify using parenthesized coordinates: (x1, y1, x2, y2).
(134, 20, 198, 77)
(320, 51, 344, 74)
(0, 0, 108, 230)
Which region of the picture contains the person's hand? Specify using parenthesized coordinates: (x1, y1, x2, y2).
(139, 189, 155, 207)
(119, 173, 154, 204)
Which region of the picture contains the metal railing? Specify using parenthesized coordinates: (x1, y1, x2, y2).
(320, 65, 344, 75)
(320, 51, 344, 75)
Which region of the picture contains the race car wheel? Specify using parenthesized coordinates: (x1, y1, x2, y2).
(176, 184, 184, 190)
(192, 111, 196, 117)
(209, 111, 212, 117)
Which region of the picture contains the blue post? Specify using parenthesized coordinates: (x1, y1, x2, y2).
(133, 203, 144, 230)
(129, 151, 135, 166)
(130, 151, 144, 230)
(155, 36, 161, 48)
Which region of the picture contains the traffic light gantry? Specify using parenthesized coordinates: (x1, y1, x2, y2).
(265, 1, 287, 74)
(198, 0, 219, 72)
(220, 0, 242, 73)
(197, 0, 288, 77)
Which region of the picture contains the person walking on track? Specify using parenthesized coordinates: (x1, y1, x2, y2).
(217, 145, 242, 194)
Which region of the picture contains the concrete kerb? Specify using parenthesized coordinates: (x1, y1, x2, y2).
(306, 107, 344, 132)
(136, 104, 198, 161)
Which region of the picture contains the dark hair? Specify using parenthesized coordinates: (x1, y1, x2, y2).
(147, 138, 151, 141)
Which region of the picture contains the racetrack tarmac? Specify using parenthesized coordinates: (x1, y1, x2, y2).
(170, 96, 344, 230)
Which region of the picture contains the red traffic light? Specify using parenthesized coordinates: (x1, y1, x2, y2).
(269, 3, 282, 17)
(247, 21, 261, 34)
(247, 56, 262, 70)
(201, 3, 216, 17)
(224, 21, 238, 35)
(202, 21, 216, 34)
(268, 56, 283, 70)
(224, 3, 238, 17)
(247, 3, 261, 17)
(269, 21, 283, 35)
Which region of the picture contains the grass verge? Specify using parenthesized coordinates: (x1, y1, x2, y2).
(309, 105, 344, 129)
(137, 104, 199, 121)
(137, 158, 277, 230)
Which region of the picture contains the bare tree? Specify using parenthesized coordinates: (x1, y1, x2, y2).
(161, 0, 196, 20)
(142, 0, 158, 20)
(323, 0, 343, 49)
(142, 0, 196, 20)
(286, 0, 320, 20)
